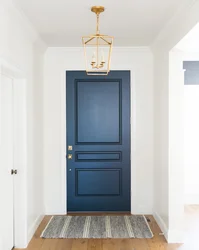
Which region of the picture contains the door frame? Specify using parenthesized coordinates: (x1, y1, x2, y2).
(61, 69, 137, 214)
(0, 58, 27, 248)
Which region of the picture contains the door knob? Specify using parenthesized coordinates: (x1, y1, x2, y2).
(68, 154, 72, 160)
(11, 169, 17, 175)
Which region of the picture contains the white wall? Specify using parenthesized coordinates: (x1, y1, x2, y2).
(153, 48, 169, 230)
(182, 53, 199, 204)
(153, 45, 185, 245)
(152, 0, 199, 243)
(153, 48, 184, 243)
(168, 49, 184, 243)
(0, 1, 46, 248)
(184, 86, 199, 204)
(43, 47, 154, 215)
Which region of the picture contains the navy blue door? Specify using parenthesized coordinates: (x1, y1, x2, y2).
(66, 71, 131, 212)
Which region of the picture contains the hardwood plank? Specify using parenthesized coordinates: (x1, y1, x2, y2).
(71, 239, 88, 250)
(53, 239, 73, 250)
(40, 239, 60, 250)
(87, 239, 102, 250)
(102, 239, 117, 250)
(122, 239, 149, 250)
(14, 209, 199, 250)
(131, 239, 150, 250)
(145, 215, 167, 250)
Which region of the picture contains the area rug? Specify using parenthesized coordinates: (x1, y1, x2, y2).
(41, 215, 153, 239)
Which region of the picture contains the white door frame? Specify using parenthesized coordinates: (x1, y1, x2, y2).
(60, 68, 137, 214)
(0, 58, 27, 248)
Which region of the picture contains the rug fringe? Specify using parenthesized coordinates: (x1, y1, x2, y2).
(41, 216, 54, 238)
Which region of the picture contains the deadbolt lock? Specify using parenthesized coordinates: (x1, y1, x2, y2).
(68, 154, 72, 160)
(68, 145, 73, 151)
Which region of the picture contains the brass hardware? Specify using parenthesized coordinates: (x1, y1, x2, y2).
(82, 6, 113, 75)
(68, 154, 72, 160)
(68, 145, 73, 151)
(91, 6, 105, 15)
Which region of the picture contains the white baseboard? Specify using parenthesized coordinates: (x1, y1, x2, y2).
(153, 212, 184, 243)
(27, 214, 44, 246)
(185, 194, 199, 204)
(45, 210, 67, 215)
(153, 212, 168, 241)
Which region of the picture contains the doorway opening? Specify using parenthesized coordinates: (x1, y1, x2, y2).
(169, 22, 199, 246)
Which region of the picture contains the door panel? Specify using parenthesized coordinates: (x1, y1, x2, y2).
(0, 75, 14, 249)
(76, 81, 121, 143)
(76, 169, 121, 196)
(75, 152, 121, 161)
(66, 71, 130, 212)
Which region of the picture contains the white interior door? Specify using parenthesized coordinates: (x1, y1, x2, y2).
(0, 75, 14, 250)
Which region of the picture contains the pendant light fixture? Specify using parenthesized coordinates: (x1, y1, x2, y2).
(82, 6, 113, 75)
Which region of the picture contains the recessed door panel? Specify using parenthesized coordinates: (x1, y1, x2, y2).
(76, 169, 121, 196)
(75, 152, 122, 162)
(76, 81, 121, 144)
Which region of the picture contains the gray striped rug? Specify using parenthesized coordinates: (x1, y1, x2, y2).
(41, 215, 153, 239)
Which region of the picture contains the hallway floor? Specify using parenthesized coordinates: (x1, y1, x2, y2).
(177, 205, 199, 250)
(15, 207, 199, 250)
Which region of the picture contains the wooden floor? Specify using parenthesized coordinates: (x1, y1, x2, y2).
(15, 207, 199, 250)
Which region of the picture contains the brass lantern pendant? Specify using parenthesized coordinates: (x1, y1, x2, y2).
(82, 6, 113, 75)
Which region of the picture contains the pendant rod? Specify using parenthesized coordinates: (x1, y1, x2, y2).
(91, 6, 104, 35)
(96, 14, 100, 34)
(97, 36, 99, 68)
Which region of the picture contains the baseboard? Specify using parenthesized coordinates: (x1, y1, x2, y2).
(27, 214, 44, 245)
(153, 212, 168, 241)
(167, 229, 184, 243)
(153, 212, 184, 243)
(45, 210, 67, 215)
(185, 194, 199, 204)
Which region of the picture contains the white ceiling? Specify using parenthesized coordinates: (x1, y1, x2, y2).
(13, 0, 185, 46)
(175, 22, 199, 52)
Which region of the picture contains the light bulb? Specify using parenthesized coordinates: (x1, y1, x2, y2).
(101, 50, 105, 63)
(91, 52, 96, 63)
